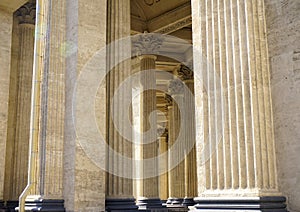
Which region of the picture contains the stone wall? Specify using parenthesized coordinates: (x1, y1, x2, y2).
(0, 8, 13, 201)
(4, 12, 20, 201)
(265, 0, 300, 211)
(73, 0, 107, 211)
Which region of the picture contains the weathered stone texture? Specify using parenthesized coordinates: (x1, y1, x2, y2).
(42, 0, 65, 199)
(73, 0, 107, 211)
(265, 0, 300, 211)
(0, 9, 12, 200)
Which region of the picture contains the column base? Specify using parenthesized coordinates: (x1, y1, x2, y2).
(137, 198, 167, 212)
(165, 198, 187, 212)
(161, 200, 167, 207)
(166, 198, 183, 205)
(194, 196, 287, 211)
(6, 200, 19, 212)
(15, 196, 65, 212)
(0, 200, 5, 212)
(105, 198, 139, 212)
(182, 197, 195, 207)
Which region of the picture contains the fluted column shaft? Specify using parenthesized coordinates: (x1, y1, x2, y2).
(158, 131, 168, 201)
(164, 94, 174, 198)
(10, 4, 35, 200)
(177, 66, 197, 199)
(106, 0, 134, 199)
(167, 79, 185, 201)
(34, 0, 66, 199)
(192, 0, 279, 197)
(139, 55, 159, 198)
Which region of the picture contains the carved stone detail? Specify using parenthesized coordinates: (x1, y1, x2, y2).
(168, 79, 184, 96)
(157, 127, 167, 137)
(144, 0, 161, 6)
(293, 49, 300, 61)
(177, 65, 193, 81)
(16, 1, 36, 25)
(154, 16, 192, 35)
(164, 94, 173, 106)
(132, 32, 163, 56)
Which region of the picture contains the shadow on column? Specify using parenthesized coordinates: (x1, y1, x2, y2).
(15, 196, 65, 212)
(182, 197, 195, 207)
(106, 198, 138, 212)
(193, 196, 288, 212)
(137, 197, 168, 212)
(0, 200, 4, 212)
(5, 201, 18, 212)
(165, 198, 189, 212)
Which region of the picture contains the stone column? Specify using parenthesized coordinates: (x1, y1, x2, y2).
(177, 65, 197, 207)
(136, 54, 165, 210)
(4, 2, 35, 210)
(166, 79, 186, 210)
(192, 0, 287, 210)
(105, 0, 138, 211)
(164, 94, 173, 200)
(157, 127, 168, 201)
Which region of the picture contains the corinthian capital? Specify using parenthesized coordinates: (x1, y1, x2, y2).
(157, 126, 167, 137)
(132, 32, 163, 56)
(168, 79, 184, 96)
(177, 65, 193, 81)
(16, 1, 36, 25)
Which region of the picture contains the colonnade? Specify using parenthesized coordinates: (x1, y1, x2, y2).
(0, 0, 288, 211)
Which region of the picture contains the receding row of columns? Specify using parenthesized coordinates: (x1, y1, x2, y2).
(0, 0, 288, 211)
(162, 65, 198, 209)
(105, 0, 287, 210)
(105, 25, 198, 210)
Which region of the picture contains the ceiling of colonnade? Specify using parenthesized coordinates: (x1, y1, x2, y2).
(130, 0, 192, 39)
(0, 0, 28, 12)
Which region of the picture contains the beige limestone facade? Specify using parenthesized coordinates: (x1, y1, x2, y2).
(0, 0, 299, 212)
